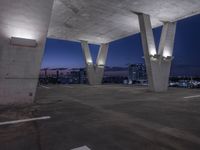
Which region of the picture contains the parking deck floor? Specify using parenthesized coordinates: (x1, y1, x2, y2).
(0, 84, 200, 150)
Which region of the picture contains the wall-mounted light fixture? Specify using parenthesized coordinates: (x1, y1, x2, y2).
(149, 54, 174, 62)
(149, 47, 157, 56)
(97, 64, 105, 68)
(97, 60, 105, 66)
(10, 37, 37, 47)
(163, 56, 174, 61)
(150, 54, 160, 61)
(86, 60, 93, 66)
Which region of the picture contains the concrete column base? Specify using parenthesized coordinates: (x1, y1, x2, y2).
(150, 56, 172, 92)
(86, 65, 104, 85)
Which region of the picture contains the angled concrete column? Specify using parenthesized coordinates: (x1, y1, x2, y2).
(138, 13, 176, 92)
(81, 41, 109, 85)
(0, 0, 54, 104)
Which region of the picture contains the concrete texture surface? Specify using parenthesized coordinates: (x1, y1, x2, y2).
(138, 14, 177, 92)
(0, 0, 199, 104)
(0, 85, 200, 150)
(81, 41, 109, 85)
(48, 0, 200, 43)
(0, 0, 54, 104)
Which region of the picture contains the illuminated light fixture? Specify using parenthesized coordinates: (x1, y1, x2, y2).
(163, 56, 174, 61)
(10, 37, 37, 47)
(97, 60, 105, 66)
(97, 64, 105, 68)
(86, 61, 93, 66)
(149, 47, 157, 56)
(152, 54, 160, 59)
(163, 48, 172, 58)
(150, 54, 160, 61)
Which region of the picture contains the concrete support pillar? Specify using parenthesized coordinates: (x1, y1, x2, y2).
(138, 13, 176, 92)
(0, 0, 54, 104)
(81, 41, 109, 85)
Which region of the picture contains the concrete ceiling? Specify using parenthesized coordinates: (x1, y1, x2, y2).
(0, 0, 54, 42)
(48, 0, 200, 44)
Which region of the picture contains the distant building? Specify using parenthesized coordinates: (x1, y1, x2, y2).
(128, 64, 147, 81)
(103, 67, 128, 83)
(104, 66, 128, 77)
(39, 65, 147, 84)
(79, 68, 86, 84)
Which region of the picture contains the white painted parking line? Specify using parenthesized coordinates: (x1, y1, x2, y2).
(0, 116, 51, 126)
(40, 85, 51, 89)
(183, 95, 200, 99)
(71, 146, 91, 150)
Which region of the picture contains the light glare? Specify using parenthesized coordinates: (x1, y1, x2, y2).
(163, 48, 171, 57)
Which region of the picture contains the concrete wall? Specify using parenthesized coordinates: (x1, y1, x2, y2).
(0, 0, 54, 104)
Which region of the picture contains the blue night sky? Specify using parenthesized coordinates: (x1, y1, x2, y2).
(41, 14, 200, 70)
